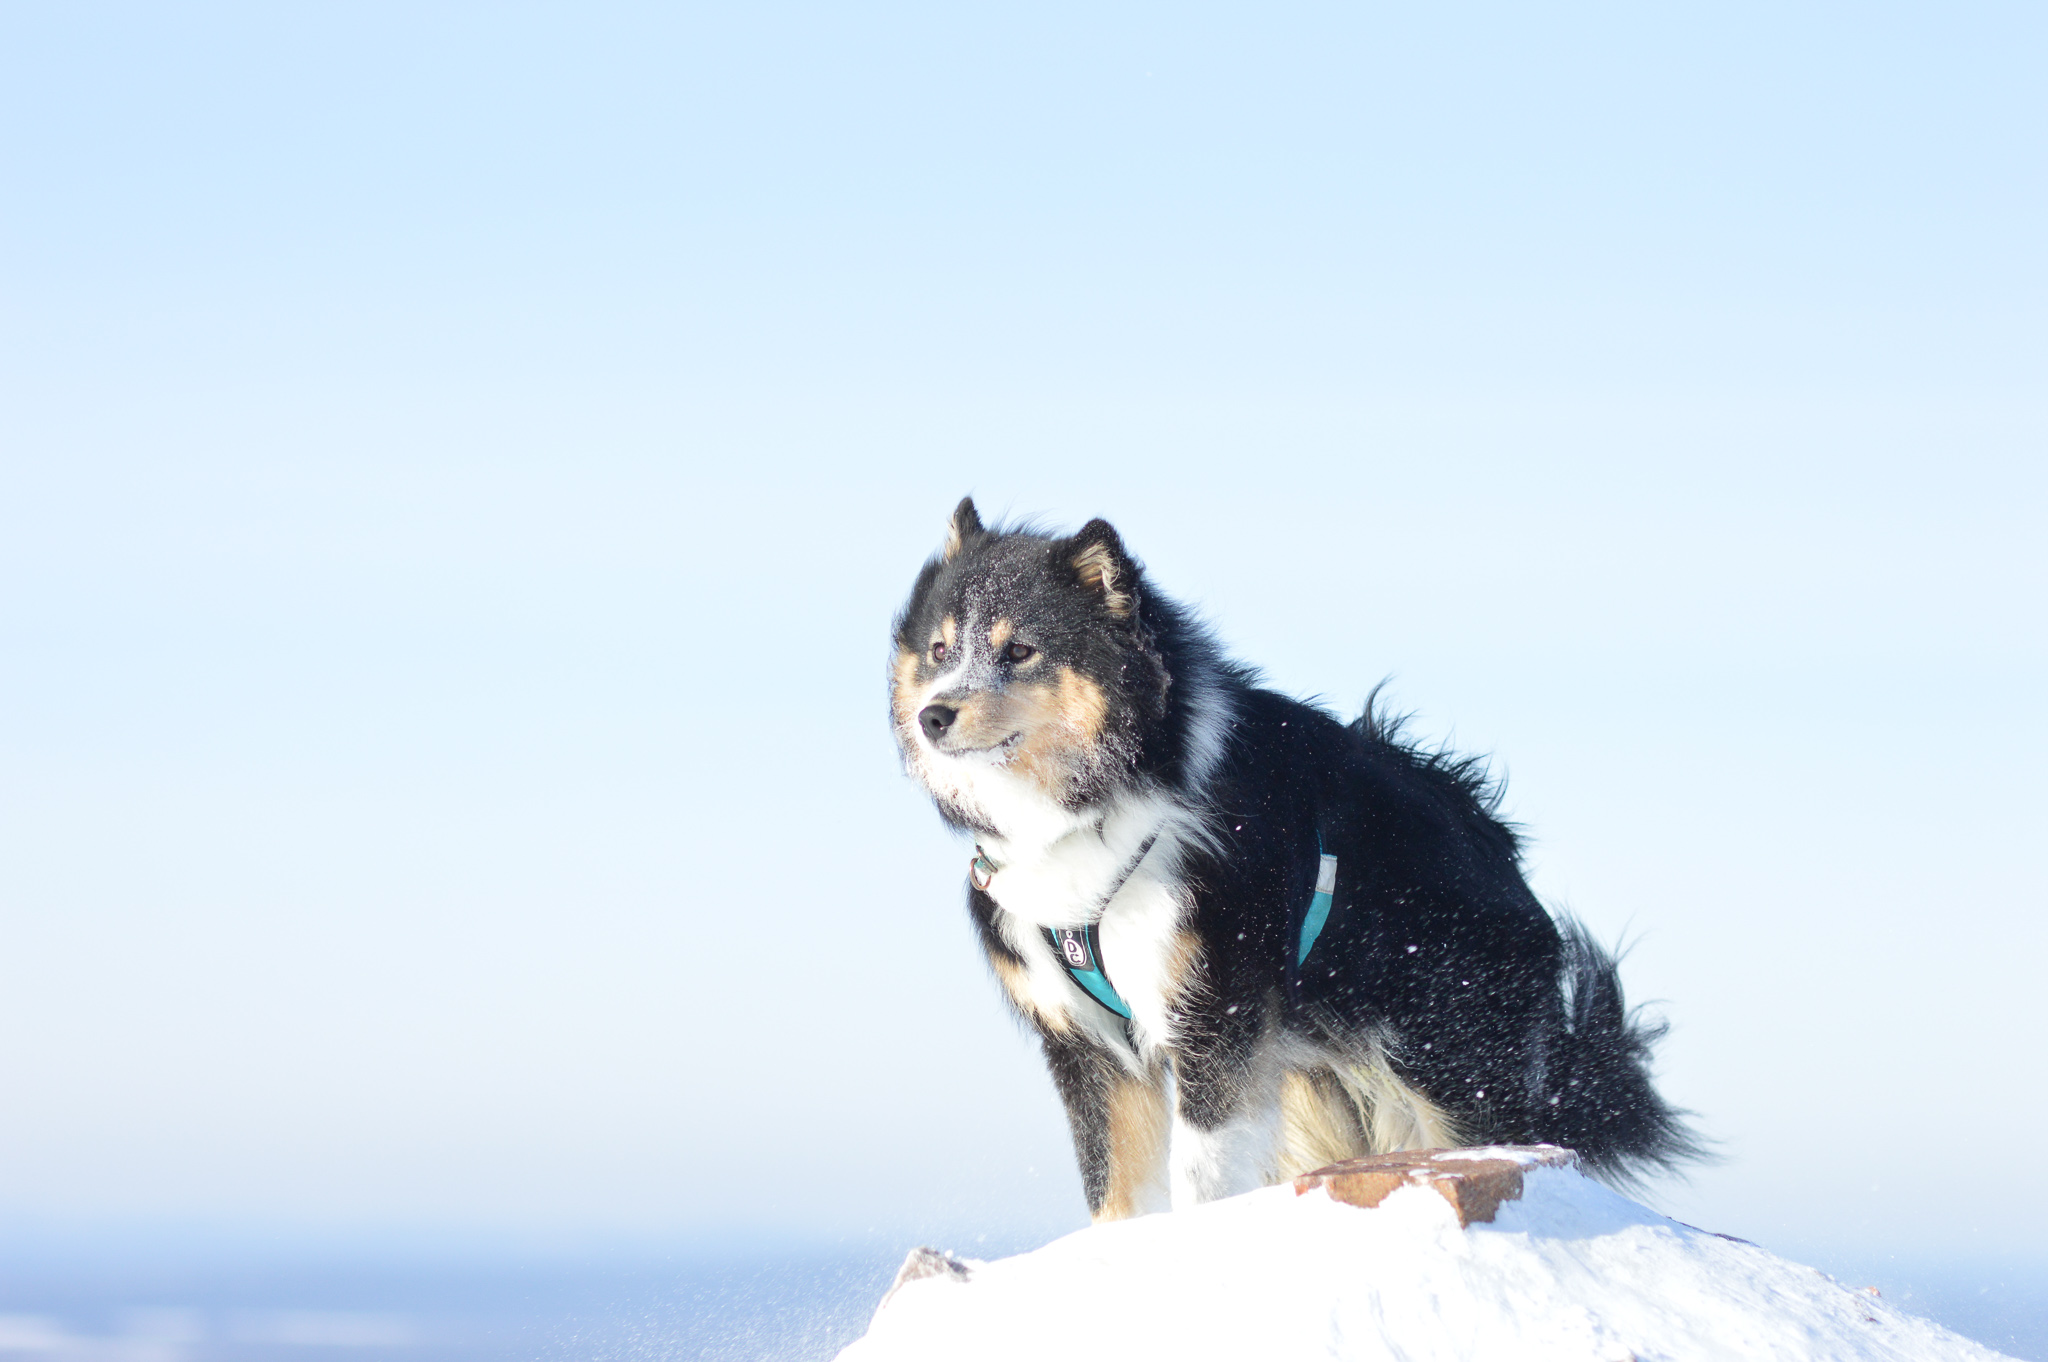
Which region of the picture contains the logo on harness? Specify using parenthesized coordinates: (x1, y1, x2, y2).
(1054, 928, 1094, 970)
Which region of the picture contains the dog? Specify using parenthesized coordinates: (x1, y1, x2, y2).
(890, 498, 1700, 1220)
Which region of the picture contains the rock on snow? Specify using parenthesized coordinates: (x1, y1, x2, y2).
(840, 1147, 2014, 1362)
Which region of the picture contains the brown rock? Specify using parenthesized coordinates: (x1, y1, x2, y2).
(1292, 1145, 1579, 1227)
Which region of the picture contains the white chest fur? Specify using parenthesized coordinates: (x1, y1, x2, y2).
(979, 800, 1163, 929)
(984, 798, 1200, 1060)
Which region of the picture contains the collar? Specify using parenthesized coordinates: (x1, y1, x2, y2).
(968, 830, 1159, 910)
(971, 832, 1159, 1027)
(969, 846, 1000, 891)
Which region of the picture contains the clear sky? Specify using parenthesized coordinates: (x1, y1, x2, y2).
(2, 2, 2042, 1262)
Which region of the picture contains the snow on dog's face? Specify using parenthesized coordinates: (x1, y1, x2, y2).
(891, 498, 1170, 837)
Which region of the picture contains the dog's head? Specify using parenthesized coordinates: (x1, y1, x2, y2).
(891, 498, 1171, 835)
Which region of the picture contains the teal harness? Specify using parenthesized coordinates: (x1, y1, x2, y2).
(975, 836, 1338, 1022)
(1045, 921, 1136, 1019)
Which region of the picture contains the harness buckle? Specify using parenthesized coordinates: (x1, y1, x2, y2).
(968, 849, 998, 891)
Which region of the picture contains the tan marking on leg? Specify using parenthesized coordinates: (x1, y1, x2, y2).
(1094, 1077, 1170, 1222)
(1277, 1067, 1371, 1179)
(1332, 1046, 1466, 1154)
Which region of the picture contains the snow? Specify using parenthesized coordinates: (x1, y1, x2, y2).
(840, 1156, 2017, 1362)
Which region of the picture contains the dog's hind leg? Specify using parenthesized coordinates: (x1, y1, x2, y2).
(1276, 1067, 1371, 1178)
(1333, 1043, 1465, 1155)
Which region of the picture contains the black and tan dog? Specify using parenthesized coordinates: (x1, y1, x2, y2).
(891, 499, 1699, 1220)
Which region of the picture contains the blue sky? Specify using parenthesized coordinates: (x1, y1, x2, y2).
(1, 2, 2043, 1260)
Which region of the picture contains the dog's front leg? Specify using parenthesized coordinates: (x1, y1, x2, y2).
(1168, 1027, 1282, 1208)
(1039, 1033, 1170, 1222)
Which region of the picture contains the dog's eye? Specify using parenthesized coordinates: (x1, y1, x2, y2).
(930, 641, 948, 662)
(1005, 642, 1036, 663)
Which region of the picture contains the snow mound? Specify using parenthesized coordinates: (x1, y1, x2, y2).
(841, 1148, 2014, 1362)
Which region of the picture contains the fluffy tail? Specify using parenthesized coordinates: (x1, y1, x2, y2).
(1538, 918, 1709, 1191)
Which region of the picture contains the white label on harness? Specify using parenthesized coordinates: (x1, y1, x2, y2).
(1316, 853, 1339, 896)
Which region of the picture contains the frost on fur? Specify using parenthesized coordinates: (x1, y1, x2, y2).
(890, 501, 1703, 1218)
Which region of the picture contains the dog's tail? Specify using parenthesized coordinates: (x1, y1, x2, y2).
(1538, 917, 1710, 1191)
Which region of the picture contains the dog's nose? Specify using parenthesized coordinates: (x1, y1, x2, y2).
(919, 704, 958, 743)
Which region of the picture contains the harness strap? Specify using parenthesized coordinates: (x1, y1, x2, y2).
(1043, 923, 1133, 1019)
(1297, 836, 1338, 965)
(1037, 835, 1340, 1021)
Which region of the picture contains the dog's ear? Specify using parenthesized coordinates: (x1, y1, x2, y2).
(1065, 518, 1137, 619)
(942, 496, 984, 560)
